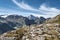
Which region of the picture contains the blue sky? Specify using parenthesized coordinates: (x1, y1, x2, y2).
(0, 0, 60, 18)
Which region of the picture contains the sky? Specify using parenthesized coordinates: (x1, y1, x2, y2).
(0, 0, 60, 18)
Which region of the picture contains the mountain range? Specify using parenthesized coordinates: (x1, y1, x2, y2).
(0, 15, 46, 34)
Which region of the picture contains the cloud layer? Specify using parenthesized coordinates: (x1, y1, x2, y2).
(12, 0, 60, 18)
(0, 0, 60, 18)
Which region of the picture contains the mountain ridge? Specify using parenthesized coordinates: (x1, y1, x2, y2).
(0, 15, 46, 34)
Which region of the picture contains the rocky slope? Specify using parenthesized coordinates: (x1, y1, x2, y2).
(45, 14, 60, 24)
(0, 14, 60, 40)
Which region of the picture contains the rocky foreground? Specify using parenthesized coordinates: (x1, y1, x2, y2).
(0, 23, 60, 40)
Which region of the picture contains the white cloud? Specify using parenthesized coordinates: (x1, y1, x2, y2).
(39, 3, 60, 18)
(0, 8, 25, 15)
(12, 0, 39, 12)
(39, 4, 60, 13)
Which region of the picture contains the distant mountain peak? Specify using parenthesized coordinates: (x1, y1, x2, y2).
(28, 15, 38, 20)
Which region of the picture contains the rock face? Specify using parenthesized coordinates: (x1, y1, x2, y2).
(0, 17, 15, 34)
(0, 22, 15, 34)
